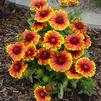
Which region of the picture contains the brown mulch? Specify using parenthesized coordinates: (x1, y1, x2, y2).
(0, 2, 101, 101)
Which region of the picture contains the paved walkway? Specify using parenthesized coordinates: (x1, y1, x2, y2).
(6, 0, 101, 28)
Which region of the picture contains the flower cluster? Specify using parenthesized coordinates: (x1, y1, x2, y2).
(6, 0, 96, 100)
(59, 0, 80, 7)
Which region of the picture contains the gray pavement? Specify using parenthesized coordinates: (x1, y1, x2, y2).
(6, 0, 101, 28)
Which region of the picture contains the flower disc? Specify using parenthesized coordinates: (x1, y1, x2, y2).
(35, 6, 53, 22)
(49, 10, 69, 31)
(30, 0, 47, 11)
(49, 51, 72, 72)
(75, 57, 96, 78)
(70, 19, 87, 34)
(43, 30, 64, 51)
(65, 34, 84, 50)
(6, 42, 25, 61)
(23, 29, 40, 45)
(8, 61, 27, 78)
(34, 86, 51, 101)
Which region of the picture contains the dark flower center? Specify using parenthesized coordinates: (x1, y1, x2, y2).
(70, 50, 79, 55)
(25, 33, 34, 42)
(49, 37, 57, 44)
(14, 62, 22, 72)
(34, 21, 43, 25)
(56, 55, 66, 65)
(70, 37, 79, 45)
(41, 51, 50, 60)
(55, 15, 64, 24)
(40, 10, 49, 17)
(40, 91, 46, 98)
(35, 2, 44, 8)
(70, 65, 77, 74)
(82, 63, 90, 71)
(75, 22, 84, 30)
(13, 46, 22, 55)
(26, 48, 34, 56)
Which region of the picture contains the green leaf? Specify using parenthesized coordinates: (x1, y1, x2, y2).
(63, 77, 68, 89)
(58, 84, 64, 99)
(69, 79, 79, 88)
(42, 75, 50, 83)
(35, 68, 44, 77)
(83, 50, 90, 58)
(27, 14, 35, 26)
(29, 75, 33, 83)
(78, 78, 96, 96)
(63, 28, 74, 35)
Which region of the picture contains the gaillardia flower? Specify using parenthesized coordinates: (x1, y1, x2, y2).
(31, 21, 46, 32)
(36, 48, 52, 65)
(67, 49, 84, 59)
(23, 29, 40, 45)
(34, 86, 51, 101)
(65, 34, 84, 50)
(70, 19, 88, 34)
(83, 34, 91, 49)
(6, 42, 25, 61)
(75, 57, 96, 78)
(49, 51, 72, 72)
(68, 0, 80, 6)
(59, 0, 68, 7)
(30, 0, 47, 11)
(43, 30, 64, 51)
(35, 6, 53, 22)
(8, 61, 27, 78)
(24, 46, 36, 61)
(65, 64, 82, 79)
(49, 10, 69, 31)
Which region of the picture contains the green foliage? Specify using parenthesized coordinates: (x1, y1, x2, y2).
(82, 50, 90, 58)
(58, 84, 64, 99)
(69, 79, 79, 88)
(95, 0, 101, 6)
(78, 78, 96, 96)
(27, 14, 35, 26)
(68, 8, 81, 23)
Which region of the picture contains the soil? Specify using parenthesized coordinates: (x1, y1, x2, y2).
(0, 2, 101, 101)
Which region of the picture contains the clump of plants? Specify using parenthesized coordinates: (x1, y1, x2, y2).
(6, 0, 96, 100)
(95, 0, 101, 6)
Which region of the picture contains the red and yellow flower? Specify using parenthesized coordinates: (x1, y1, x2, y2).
(68, 0, 80, 6)
(49, 51, 72, 72)
(24, 46, 36, 61)
(6, 42, 25, 61)
(30, 0, 47, 11)
(35, 6, 53, 22)
(65, 63, 82, 79)
(49, 10, 69, 31)
(8, 61, 27, 78)
(34, 86, 51, 101)
(43, 30, 64, 51)
(31, 21, 46, 32)
(70, 19, 88, 34)
(65, 34, 84, 50)
(36, 48, 52, 65)
(59, 0, 68, 7)
(83, 34, 91, 49)
(67, 49, 84, 59)
(75, 57, 96, 78)
(23, 29, 40, 46)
